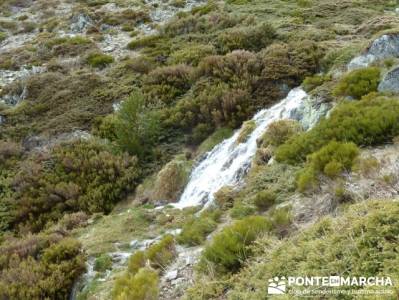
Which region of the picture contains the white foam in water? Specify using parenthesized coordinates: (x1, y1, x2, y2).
(174, 87, 308, 209)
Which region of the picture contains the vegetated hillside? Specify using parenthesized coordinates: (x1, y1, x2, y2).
(1, 0, 399, 299)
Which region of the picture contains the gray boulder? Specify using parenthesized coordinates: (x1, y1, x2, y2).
(348, 33, 399, 70)
(70, 14, 92, 33)
(290, 94, 332, 130)
(378, 66, 399, 93)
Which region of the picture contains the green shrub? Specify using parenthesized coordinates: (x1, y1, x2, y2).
(253, 190, 276, 211)
(214, 186, 236, 209)
(86, 52, 114, 68)
(229, 202, 256, 219)
(143, 65, 193, 105)
(127, 251, 146, 275)
(259, 119, 303, 148)
(168, 44, 216, 66)
(276, 95, 399, 164)
(236, 120, 256, 144)
(177, 210, 221, 246)
(334, 67, 380, 99)
(127, 35, 161, 50)
(189, 123, 215, 145)
(269, 206, 292, 236)
(0, 234, 85, 300)
(114, 90, 161, 158)
(226, 200, 399, 298)
(1, 71, 131, 139)
(113, 267, 159, 300)
(146, 235, 176, 269)
(216, 23, 276, 53)
(11, 140, 140, 232)
(302, 74, 331, 92)
(0, 31, 7, 42)
(151, 155, 192, 202)
(201, 216, 272, 273)
(297, 141, 359, 192)
(45, 36, 93, 56)
(94, 254, 113, 272)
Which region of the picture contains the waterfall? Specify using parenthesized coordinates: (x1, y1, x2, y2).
(174, 87, 308, 209)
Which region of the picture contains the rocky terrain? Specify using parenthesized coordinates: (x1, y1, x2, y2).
(1, 0, 399, 299)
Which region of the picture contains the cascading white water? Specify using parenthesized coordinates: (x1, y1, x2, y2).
(174, 87, 308, 209)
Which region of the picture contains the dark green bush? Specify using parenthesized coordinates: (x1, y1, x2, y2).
(276, 95, 399, 164)
(227, 200, 399, 298)
(216, 23, 276, 53)
(201, 216, 272, 273)
(45, 36, 94, 57)
(146, 235, 176, 269)
(0, 234, 85, 299)
(143, 65, 193, 106)
(168, 44, 216, 66)
(297, 141, 359, 191)
(253, 190, 276, 211)
(94, 254, 113, 272)
(177, 210, 221, 246)
(127, 250, 146, 275)
(229, 202, 256, 219)
(112, 267, 159, 300)
(334, 67, 380, 99)
(259, 120, 303, 148)
(86, 52, 114, 68)
(114, 90, 161, 158)
(302, 74, 331, 92)
(11, 140, 140, 232)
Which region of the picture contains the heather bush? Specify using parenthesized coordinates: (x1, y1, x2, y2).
(0, 234, 85, 299)
(229, 202, 256, 219)
(334, 67, 380, 99)
(302, 74, 331, 92)
(259, 119, 303, 148)
(151, 154, 192, 202)
(236, 120, 256, 144)
(94, 254, 113, 272)
(146, 235, 176, 269)
(253, 190, 276, 211)
(113, 267, 159, 300)
(168, 44, 216, 66)
(200, 216, 272, 273)
(216, 23, 276, 53)
(143, 65, 193, 105)
(227, 200, 399, 298)
(297, 141, 359, 191)
(177, 209, 221, 246)
(11, 140, 140, 232)
(45, 36, 94, 57)
(86, 52, 114, 68)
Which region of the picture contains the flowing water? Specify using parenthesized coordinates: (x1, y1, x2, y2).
(175, 87, 308, 209)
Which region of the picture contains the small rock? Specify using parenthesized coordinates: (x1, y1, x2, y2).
(165, 270, 178, 281)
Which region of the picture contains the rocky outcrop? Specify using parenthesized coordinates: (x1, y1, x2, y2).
(348, 33, 399, 70)
(291, 93, 332, 130)
(70, 14, 92, 33)
(378, 66, 399, 93)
